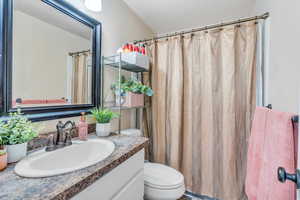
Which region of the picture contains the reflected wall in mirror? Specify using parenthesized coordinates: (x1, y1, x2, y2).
(12, 0, 93, 108)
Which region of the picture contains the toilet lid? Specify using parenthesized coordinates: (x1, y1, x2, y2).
(144, 163, 184, 189)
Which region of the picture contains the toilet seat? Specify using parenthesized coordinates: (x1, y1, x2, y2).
(144, 163, 185, 200)
(144, 163, 184, 189)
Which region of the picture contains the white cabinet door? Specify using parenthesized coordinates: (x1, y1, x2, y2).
(71, 150, 144, 200)
(112, 171, 144, 200)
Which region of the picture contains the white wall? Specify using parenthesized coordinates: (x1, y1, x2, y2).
(252, 0, 300, 113)
(33, 0, 153, 133)
(124, 0, 255, 34)
(13, 10, 91, 101)
(66, 0, 153, 56)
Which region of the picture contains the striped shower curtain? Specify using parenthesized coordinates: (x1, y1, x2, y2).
(144, 21, 261, 200)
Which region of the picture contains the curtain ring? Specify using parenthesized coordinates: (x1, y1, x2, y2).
(255, 16, 259, 24)
(236, 19, 241, 28)
(254, 16, 259, 24)
(219, 22, 224, 31)
(190, 29, 196, 36)
(152, 37, 156, 43)
(204, 26, 208, 33)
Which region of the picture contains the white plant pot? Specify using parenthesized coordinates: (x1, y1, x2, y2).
(6, 142, 28, 163)
(96, 123, 111, 137)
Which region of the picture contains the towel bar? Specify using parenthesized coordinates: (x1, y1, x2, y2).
(292, 116, 299, 123)
(278, 167, 300, 189)
(265, 104, 298, 123)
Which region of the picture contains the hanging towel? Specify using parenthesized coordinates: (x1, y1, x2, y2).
(246, 107, 296, 200)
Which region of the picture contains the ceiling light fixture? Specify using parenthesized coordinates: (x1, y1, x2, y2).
(84, 0, 102, 12)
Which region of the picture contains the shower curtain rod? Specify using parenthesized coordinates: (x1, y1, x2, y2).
(69, 49, 90, 56)
(134, 12, 269, 44)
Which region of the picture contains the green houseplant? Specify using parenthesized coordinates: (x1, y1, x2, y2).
(0, 109, 38, 163)
(111, 76, 153, 107)
(91, 108, 119, 137)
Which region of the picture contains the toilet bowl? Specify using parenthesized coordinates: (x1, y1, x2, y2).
(144, 163, 185, 200)
(121, 129, 186, 200)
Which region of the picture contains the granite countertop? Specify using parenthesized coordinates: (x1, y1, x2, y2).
(0, 135, 148, 200)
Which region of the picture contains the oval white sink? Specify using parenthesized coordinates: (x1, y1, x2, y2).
(15, 139, 115, 178)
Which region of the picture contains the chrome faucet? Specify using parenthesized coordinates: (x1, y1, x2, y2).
(46, 121, 76, 152)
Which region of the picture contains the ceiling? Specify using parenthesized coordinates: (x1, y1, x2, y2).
(14, 0, 91, 40)
(123, 0, 256, 34)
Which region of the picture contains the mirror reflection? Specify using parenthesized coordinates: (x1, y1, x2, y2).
(12, 0, 93, 108)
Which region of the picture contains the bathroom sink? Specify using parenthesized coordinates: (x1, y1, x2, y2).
(14, 139, 115, 178)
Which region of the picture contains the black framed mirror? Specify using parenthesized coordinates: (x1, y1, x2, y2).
(0, 0, 102, 121)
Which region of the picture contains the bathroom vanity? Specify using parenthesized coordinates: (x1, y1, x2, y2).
(0, 0, 149, 199)
(0, 135, 148, 200)
(71, 148, 145, 200)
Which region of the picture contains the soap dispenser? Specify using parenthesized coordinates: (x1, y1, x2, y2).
(78, 112, 88, 140)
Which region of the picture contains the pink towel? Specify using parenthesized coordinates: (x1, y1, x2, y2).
(246, 107, 296, 200)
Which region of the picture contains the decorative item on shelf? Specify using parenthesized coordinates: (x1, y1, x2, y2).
(78, 112, 88, 141)
(84, 0, 102, 12)
(91, 108, 119, 137)
(0, 109, 39, 163)
(120, 43, 145, 55)
(115, 43, 149, 71)
(111, 76, 154, 107)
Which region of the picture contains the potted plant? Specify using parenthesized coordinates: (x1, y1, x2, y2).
(0, 109, 38, 163)
(0, 137, 7, 170)
(91, 108, 119, 137)
(111, 76, 153, 107)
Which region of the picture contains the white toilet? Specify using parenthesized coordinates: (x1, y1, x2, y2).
(144, 162, 185, 200)
(120, 129, 186, 200)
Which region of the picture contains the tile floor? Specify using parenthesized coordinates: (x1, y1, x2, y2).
(145, 193, 217, 200)
(181, 194, 219, 200)
(180, 196, 198, 199)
